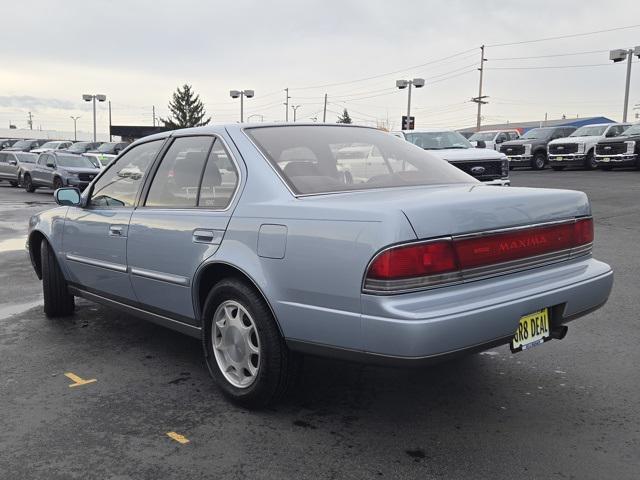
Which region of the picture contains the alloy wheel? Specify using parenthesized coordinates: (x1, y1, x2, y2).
(212, 300, 261, 388)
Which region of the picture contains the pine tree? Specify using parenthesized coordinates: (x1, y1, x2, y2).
(337, 108, 353, 124)
(161, 84, 211, 129)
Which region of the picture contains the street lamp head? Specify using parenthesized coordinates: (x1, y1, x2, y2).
(82, 94, 93, 102)
(609, 49, 628, 63)
(635, 46, 640, 58)
(396, 79, 408, 89)
(244, 90, 255, 98)
(230, 90, 240, 99)
(412, 78, 425, 88)
(96, 94, 107, 102)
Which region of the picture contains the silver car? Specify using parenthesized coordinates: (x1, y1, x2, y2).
(0, 151, 37, 186)
(27, 124, 613, 407)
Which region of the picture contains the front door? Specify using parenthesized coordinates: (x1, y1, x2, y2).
(127, 135, 241, 324)
(62, 139, 165, 302)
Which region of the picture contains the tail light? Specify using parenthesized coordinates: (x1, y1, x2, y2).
(364, 217, 593, 294)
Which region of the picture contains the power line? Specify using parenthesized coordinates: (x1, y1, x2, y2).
(486, 24, 640, 48)
(490, 49, 610, 61)
(487, 62, 625, 70)
(290, 47, 477, 90)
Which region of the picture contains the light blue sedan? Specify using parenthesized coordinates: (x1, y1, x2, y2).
(27, 124, 613, 407)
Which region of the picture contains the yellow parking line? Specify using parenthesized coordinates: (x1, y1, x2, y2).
(64, 372, 97, 388)
(166, 432, 190, 444)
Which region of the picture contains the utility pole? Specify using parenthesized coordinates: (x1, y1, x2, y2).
(108, 101, 112, 141)
(70, 116, 81, 141)
(291, 105, 301, 122)
(471, 45, 488, 131)
(323, 93, 328, 122)
(28, 112, 33, 130)
(609, 47, 640, 122)
(284, 88, 290, 121)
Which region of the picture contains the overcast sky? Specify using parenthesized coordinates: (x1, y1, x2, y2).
(1, 0, 640, 134)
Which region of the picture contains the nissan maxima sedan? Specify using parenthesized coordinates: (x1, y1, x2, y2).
(27, 124, 613, 407)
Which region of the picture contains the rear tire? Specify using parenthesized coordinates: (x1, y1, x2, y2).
(23, 174, 35, 192)
(41, 239, 75, 317)
(551, 166, 565, 171)
(532, 152, 546, 170)
(202, 278, 299, 408)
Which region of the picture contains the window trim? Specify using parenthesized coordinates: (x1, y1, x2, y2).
(138, 133, 242, 212)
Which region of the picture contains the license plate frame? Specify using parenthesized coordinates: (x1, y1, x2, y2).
(510, 308, 551, 353)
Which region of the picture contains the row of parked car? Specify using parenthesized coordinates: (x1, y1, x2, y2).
(0, 138, 129, 192)
(464, 122, 640, 171)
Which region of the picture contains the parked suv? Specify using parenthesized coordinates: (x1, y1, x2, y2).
(30, 140, 73, 154)
(0, 151, 38, 186)
(468, 129, 520, 150)
(62, 141, 102, 154)
(83, 142, 129, 168)
(500, 126, 577, 170)
(594, 123, 640, 170)
(0, 138, 20, 150)
(22, 152, 100, 192)
(3, 139, 48, 152)
(548, 123, 630, 170)
(394, 129, 510, 185)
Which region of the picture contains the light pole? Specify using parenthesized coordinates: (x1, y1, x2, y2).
(291, 105, 301, 122)
(82, 94, 106, 142)
(70, 116, 81, 141)
(247, 114, 264, 122)
(395, 78, 425, 130)
(609, 47, 640, 122)
(230, 89, 254, 122)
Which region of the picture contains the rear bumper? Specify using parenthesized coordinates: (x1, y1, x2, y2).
(595, 154, 637, 167)
(549, 154, 586, 167)
(360, 256, 612, 359)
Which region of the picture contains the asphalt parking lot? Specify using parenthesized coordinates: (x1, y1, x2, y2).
(1, 170, 639, 480)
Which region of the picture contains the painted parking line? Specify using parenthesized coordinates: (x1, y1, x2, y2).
(166, 432, 190, 444)
(64, 372, 97, 388)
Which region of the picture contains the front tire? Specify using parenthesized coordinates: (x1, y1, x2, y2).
(584, 150, 597, 170)
(41, 239, 74, 317)
(532, 152, 546, 170)
(202, 278, 298, 408)
(23, 174, 35, 192)
(53, 177, 63, 190)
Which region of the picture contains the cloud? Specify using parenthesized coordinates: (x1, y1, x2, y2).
(0, 95, 77, 112)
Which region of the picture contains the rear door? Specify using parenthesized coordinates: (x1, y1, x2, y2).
(62, 139, 165, 302)
(127, 135, 241, 324)
(30, 154, 50, 185)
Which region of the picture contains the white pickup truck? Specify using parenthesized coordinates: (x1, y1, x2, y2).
(393, 129, 510, 186)
(547, 123, 631, 170)
(467, 129, 520, 151)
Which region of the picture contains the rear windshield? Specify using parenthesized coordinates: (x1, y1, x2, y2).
(245, 125, 476, 195)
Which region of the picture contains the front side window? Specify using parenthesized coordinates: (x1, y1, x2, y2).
(90, 140, 162, 208)
(145, 136, 213, 208)
(246, 126, 475, 195)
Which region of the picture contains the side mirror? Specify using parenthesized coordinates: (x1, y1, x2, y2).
(46, 161, 55, 168)
(8, 159, 17, 166)
(55, 187, 81, 206)
(476, 140, 487, 149)
(495, 137, 504, 144)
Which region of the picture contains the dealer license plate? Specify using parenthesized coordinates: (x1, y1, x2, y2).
(602, 157, 610, 162)
(511, 308, 550, 352)
(556, 156, 563, 161)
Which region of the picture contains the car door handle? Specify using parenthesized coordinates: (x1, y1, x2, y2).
(109, 225, 126, 237)
(193, 229, 223, 245)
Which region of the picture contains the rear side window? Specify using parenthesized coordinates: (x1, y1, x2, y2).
(246, 125, 475, 195)
(198, 141, 239, 208)
(145, 136, 213, 208)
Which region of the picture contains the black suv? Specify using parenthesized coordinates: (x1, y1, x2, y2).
(3, 139, 48, 152)
(594, 123, 640, 170)
(499, 126, 576, 170)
